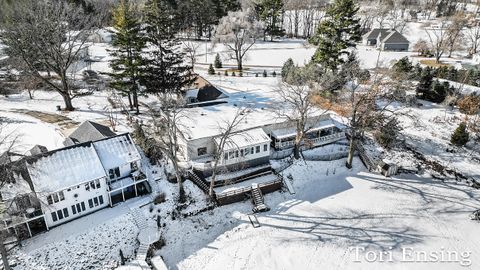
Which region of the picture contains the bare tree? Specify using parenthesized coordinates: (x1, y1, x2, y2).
(147, 95, 189, 202)
(273, 83, 326, 159)
(1, 0, 100, 111)
(213, 9, 263, 70)
(208, 108, 247, 197)
(425, 20, 450, 63)
(181, 39, 201, 71)
(465, 21, 480, 56)
(445, 14, 467, 57)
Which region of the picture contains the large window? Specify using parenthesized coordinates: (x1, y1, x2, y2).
(63, 208, 69, 218)
(197, 147, 207, 156)
(94, 197, 99, 207)
(57, 210, 63, 220)
(51, 212, 58, 222)
(224, 152, 228, 160)
(263, 144, 268, 152)
(88, 199, 94, 208)
(109, 167, 120, 179)
(71, 205, 77, 215)
(99, 195, 104, 205)
(256, 146, 260, 153)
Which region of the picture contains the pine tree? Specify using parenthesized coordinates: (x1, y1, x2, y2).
(255, 0, 285, 41)
(281, 58, 295, 81)
(263, 70, 268, 77)
(416, 67, 433, 100)
(310, 0, 361, 71)
(451, 122, 469, 146)
(214, 53, 223, 68)
(208, 64, 216, 75)
(141, 0, 194, 96)
(107, 0, 146, 114)
(392, 57, 413, 74)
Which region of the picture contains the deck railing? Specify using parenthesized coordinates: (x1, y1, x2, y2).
(277, 132, 346, 150)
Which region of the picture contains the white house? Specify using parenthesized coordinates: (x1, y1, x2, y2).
(0, 133, 150, 237)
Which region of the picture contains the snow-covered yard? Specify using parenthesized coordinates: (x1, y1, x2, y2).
(165, 158, 480, 270)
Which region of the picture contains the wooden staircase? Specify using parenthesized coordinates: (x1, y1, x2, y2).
(251, 184, 269, 213)
(187, 170, 210, 194)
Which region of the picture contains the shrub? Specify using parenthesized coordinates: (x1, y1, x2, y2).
(154, 192, 166, 204)
(451, 122, 469, 146)
(232, 71, 236, 76)
(224, 70, 229, 76)
(272, 71, 277, 77)
(457, 95, 480, 115)
(281, 58, 294, 81)
(208, 64, 215, 75)
(262, 70, 267, 77)
(374, 118, 401, 149)
(214, 53, 222, 68)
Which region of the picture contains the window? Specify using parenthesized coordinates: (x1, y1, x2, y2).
(251, 147, 254, 154)
(235, 150, 239, 158)
(59, 191, 65, 201)
(256, 146, 260, 153)
(94, 197, 99, 206)
(224, 152, 228, 160)
(264, 144, 268, 152)
(63, 208, 69, 218)
(88, 199, 94, 208)
(98, 195, 104, 205)
(245, 148, 250, 156)
(47, 195, 53, 205)
(90, 181, 95, 190)
(51, 212, 58, 222)
(85, 183, 90, 191)
(71, 205, 77, 215)
(76, 204, 81, 213)
(81, 202, 86, 211)
(130, 162, 138, 171)
(197, 147, 207, 156)
(95, 179, 100, 188)
(240, 149, 244, 156)
(53, 193, 59, 203)
(229, 151, 234, 159)
(109, 167, 120, 179)
(57, 210, 63, 220)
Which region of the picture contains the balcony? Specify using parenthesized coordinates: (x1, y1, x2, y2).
(276, 132, 346, 150)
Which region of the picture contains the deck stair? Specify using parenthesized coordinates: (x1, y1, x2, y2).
(251, 184, 269, 213)
(187, 170, 210, 194)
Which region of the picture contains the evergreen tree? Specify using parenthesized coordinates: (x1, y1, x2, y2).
(263, 70, 268, 77)
(429, 80, 448, 103)
(214, 53, 223, 68)
(451, 122, 469, 146)
(447, 66, 458, 81)
(281, 58, 295, 82)
(416, 67, 433, 100)
(107, 0, 146, 114)
(208, 64, 216, 75)
(255, 0, 285, 41)
(392, 57, 413, 74)
(310, 0, 361, 71)
(142, 0, 194, 96)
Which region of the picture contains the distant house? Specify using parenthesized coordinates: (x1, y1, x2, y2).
(364, 29, 409, 51)
(0, 133, 150, 237)
(184, 76, 228, 105)
(64, 121, 116, 146)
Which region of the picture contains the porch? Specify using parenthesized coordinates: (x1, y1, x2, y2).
(107, 171, 151, 206)
(271, 125, 345, 150)
(1, 205, 47, 239)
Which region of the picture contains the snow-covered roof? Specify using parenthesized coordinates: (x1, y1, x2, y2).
(93, 134, 141, 170)
(270, 120, 339, 140)
(26, 144, 106, 193)
(381, 31, 409, 44)
(215, 128, 271, 151)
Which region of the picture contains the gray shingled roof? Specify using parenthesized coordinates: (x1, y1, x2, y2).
(364, 29, 391, 40)
(65, 121, 116, 146)
(381, 31, 410, 44)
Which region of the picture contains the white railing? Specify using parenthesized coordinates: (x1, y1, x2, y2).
(278, 132, 346, 149)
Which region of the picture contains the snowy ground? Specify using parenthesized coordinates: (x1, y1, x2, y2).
(165, 158, 480, 270)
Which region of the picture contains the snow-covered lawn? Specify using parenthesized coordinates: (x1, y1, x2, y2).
(166, 158, 480, 270)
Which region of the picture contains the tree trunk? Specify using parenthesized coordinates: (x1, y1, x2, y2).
(237, 53, 243, 71)
(293, 143, 301, 159)
(127, 93, 133, 111)
(62, 93, 74, 111)
(346, 137, 355, 169)
(209, 159, 219, 198)
(173, 162, 185, 203)
(0, 232, 11, 270)
(133, 89, 139, 115)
